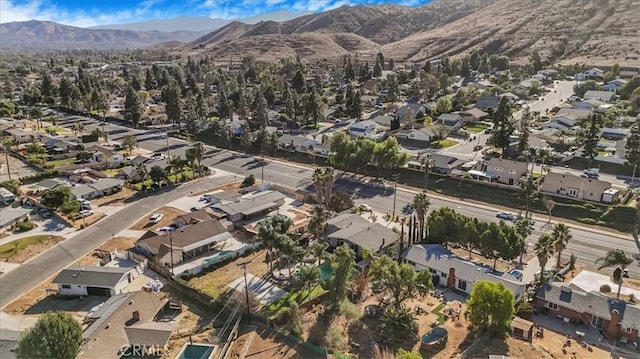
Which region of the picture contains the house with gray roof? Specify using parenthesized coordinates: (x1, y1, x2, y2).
(535, 282, 640, 343)
(326, 213, 398, 256)
(68, 178, 124, 200)
(0, 208, 31, 232)
(437, 113, 463, 130)
(209, 190, 286, 223)
(403, 244, 526, 302)
(53, 266, 135, 297)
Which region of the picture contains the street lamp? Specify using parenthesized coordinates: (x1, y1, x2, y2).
(164, 231, 174, 276)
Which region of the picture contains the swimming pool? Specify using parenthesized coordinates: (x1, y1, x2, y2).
(319, 261, 333, 280)
(202, 250, 235, 266)
(177, 344, 217, 359)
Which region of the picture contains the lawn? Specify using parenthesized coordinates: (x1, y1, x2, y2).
(434, 139, 459, 148)
(465, 122, 490, 133)
(131, 168, 197, 190)
(430, 302, 446, 324)
(0, 235, 56, 261)
(267, 285, 326, 313)
(103, 168, 124, 177)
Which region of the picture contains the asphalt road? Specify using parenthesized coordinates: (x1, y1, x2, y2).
(0, 175, 237, 309)
(513, 80, 576, 121)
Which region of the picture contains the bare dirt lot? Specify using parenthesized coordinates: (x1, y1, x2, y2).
(229, 325, 321, 359)
(91, 187, 137, 207)
(188, 249, 271, 299)
(0, 235, 64, 263)
(75, 237, 137, 266)
(188, 182, 242, 197)
(4, 281, 59, 314)
(163, 301, 215, 359)
(71, 212, 106, 229)
(130, 206, 186, 231)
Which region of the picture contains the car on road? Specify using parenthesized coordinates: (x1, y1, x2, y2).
(356, 204, 373, 212)
(496, 211, 515, 221)
(149, 213, 164, 224)
(79, 210, 94, 217)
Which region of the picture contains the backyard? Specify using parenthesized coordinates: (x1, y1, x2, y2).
(464, 122, 491, 133)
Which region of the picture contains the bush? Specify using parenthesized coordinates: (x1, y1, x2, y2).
(241, 174, 256, 188)
(600, 284, 612, 293)
(578, 218, 597, 225)
(19, 170, 59, 185)
(15, 220, 35, 232)
(515, 301, 534, 320)
(180, 273, 195, 281)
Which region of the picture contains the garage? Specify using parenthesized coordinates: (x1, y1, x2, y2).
(87, 286, 112, 297)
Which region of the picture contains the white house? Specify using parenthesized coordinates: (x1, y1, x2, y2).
(348, 120, 377, 137)
(53, 266, 135, 296)
(403, 244, 526, 301)
(583, 90, 615, 103)
(406, 127, 436, 142)
(575, 68, 604, 81)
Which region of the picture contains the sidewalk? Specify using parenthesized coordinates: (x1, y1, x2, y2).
(0, 311, 39, 331)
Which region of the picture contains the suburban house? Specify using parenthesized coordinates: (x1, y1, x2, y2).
(575, 68, 604, 80)
(402, 244, 526, 302)
(408, 154, 465, 174)
(556, 108, 592, 121)
(396, 103, 427, 122)
(542, 115, 579, 132)
(600, 128, 630, 141)
(326, 213, 398, 256)
(135, 219, 235, 268)
(513, 79, 540, 97)
(3, 127, 33, 143)
(533, 69, 559, 82)
(86, 144, 124, 165)
(209, 189, 286, 223)
(535, 282, 640, 343)
(80, 291, 178, 358)
(602, 79, 627, 92)
(348, 120, 377, 137)
(583, 90, 616, 103)
(437, 113, 464, 130)
(52, 266, 136, 297)
(474, 96, 500, 110)
(0, 187, 15, 204)
(370, 115, 398, 130)
(484, 158, 528, 185)
(0, 208, 31, 232)
(459, 108, 489, 123)
(69, 178, 124, 200)
(405, 127, 436, 143)
(540, 172, 612, 202)
(277, 134, 316, 152)
(173, 210, 212, 228)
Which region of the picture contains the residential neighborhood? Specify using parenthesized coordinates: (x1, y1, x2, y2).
(0, 15, 639, 359)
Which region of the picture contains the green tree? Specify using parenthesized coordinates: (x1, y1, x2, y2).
(517, 107, 532, 155)
(135, 163, 148, 182)
(573, 80, 598, 98)
(625, 122, 640, 167)
(59, 199, 80, 217)
(240, 130, 252, 151)
(294, 265, 320, 293)
(327, 190, 353, 212)
(380, 306, 418, 343)
(367, 255, 432, 308)
(309, 240, 328, 267)
(16, 311, 82, 359)
(308, 205, 329, 240)
(41, 186, 74, 210)
(256, 215, 293, 273)
(435, 97, 452, 115)
(396, 348, 423, 359)
(121, 134, 138, 156)
(191, 141, 205, 176)
(149, 165, 166, 184)
(276, 302, 303, 337)
(534, 234, 555, 281)
(124, 85, 143, 128)
(162, 82, 182, 128)
(467, 281, 515, 334)
(529, 50, 543, 73)
(582, 113, 603, 165)
(338, 299, 361, 333)
(326, 244, 356, 308)
(551, 223, 572, 269)
(595, 249, 634, 299)
(373, 137, 409, 177)
(487, 97, 514, 154)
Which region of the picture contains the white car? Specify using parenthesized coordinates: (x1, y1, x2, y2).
(157, 226, 175, 233)
(358, 204, 373, 212)
(79, 210, 94, 217)
(149, 213, 164, 224)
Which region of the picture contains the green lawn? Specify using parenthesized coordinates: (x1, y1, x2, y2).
(103, 168, 124, 177)
(131, 168, 197, 190)
(47, 158, 76, 168)
(430, 302, 447, 324)
(435, 139, 459, 148)
(465, 122, 490, 133)
(267, 285, 326, 313)
(0, 235, 53, 260)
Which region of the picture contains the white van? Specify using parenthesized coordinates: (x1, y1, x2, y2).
(0, 188, 15, 204)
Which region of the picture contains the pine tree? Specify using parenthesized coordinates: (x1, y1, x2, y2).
(124, 85, 143, 128)
(487, 97, 515, 155)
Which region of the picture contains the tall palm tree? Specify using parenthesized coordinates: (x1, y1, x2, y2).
(312, 168, 325, 205)
(322, 167, 335, 208)
(420, 153, 433, 192)
(134, 163, 148, 182)
(29, 106, 42, 131)
(294, 265, 320, 293)
(526, 146, 539, 176)
(534, 234, 555, 281)
(309, 240, 328, 267)
(551, 223, 572, 269)
(515, 218, 533, 265)
(595, 249, 633, 299)
(412, 192, 430, 242)
(308, 206, 329, 240)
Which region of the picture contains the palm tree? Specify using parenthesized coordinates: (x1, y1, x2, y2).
(515, 218, 533, 265)
(294, 265, 321, 293)
(526, 146, 539, 176)
(595, 249, 633, 299)
(380, 306, 418, 343)
(256, 215, 294, 273)
(309, 240, 328, 267)
(420, 153, 433, 192)
(308, 206, 329, 240)
(71, 122, 85, 137)
(134, 163, 148, 182)
(551, 223, 572, 268)
(29, 106, 42, 131)
(534, 234, 555, 281)
(312, 168, 325, 205)
(322, 167, 335, 208)
(412, 192, 430, 242)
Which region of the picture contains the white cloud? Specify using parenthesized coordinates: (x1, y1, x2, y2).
(0, 0, 167, 27)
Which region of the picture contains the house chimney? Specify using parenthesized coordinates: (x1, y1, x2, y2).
(605, 308, 620, 338)
(447, 267, 456, 288)
(132, 310, 140, 322)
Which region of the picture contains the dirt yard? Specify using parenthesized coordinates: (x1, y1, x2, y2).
(70, 212, 106, 229)
(188, 182, 242, 197)
(188, 249, 271, 298)
(4, 281, 59, 314)
(163, 302, 215, 359)
(464, 334, 611, 359)
(91, 187, 137, 207)
(0, 235, 64, 263)
(228, 326, 321, 359)
(130, 206, 186, 231)
(75, 237, 137, 266)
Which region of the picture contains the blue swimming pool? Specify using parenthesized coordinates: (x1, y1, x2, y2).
(178, 344, 217, 359)
(319, 261, 333, 280)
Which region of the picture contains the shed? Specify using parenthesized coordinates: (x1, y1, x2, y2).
(510, 317, 534, 341)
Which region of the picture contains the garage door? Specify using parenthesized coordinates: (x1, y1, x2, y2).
(87, 286, 112, 296)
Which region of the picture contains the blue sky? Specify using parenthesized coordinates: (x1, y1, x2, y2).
(0, 0, 431, 27)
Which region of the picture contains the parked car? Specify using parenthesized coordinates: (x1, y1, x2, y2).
(149, 213, 164, 224)
(39, 208, 52, 218)
(157, 226, 175, 233)
(357, 204, 373, 212)
(79, 210, 94, 217)
(496, 211, 515, 221)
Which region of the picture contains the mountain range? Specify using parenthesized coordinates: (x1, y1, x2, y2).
(1, 0, 638, 65)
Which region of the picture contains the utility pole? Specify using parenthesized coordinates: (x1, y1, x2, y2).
(391, 173, 400, 220)
(238, 261, 251, 322)
(2, 144, 10, 180)
(166, 133, 170, 158)
(165, 231, 174, 276)
(261, 153, 265, 183)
